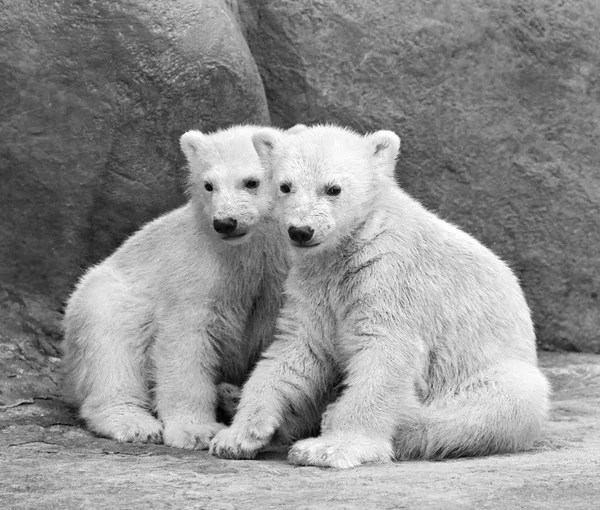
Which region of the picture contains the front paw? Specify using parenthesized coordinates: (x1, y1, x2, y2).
(288, 433, 393, 469)
(84, 405, 163, 444)
(163, 420, 226, 450)
(209, 418, 277, 460)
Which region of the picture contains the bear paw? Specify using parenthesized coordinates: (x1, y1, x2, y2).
(163, 420, 226, 450)
(288, 433, 393, 469)
(87, 408, 163, 444)
(209, 418, 277, 460)
(217, 382, 241, 421)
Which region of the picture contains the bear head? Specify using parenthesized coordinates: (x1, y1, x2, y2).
(180, 125, 277, 245)
(252, 124, 400, 254)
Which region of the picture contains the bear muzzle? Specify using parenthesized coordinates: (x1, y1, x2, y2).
(288, 225, 319, 248)
(213, 217, 247, 240)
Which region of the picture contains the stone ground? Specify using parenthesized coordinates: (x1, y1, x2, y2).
(1, 351, 599, 509)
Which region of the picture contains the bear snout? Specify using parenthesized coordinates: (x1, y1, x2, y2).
(213, 217, 238, 235)
(288, 225, 315, 245)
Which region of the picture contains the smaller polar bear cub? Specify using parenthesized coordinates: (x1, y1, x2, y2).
(62, 125, 289, 449)
(210, 124, 551, 468)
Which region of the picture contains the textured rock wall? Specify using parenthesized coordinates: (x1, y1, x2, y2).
(1, 0, 598, 355)
(239, 0, 600, 352)
(0, 0, 269, 313)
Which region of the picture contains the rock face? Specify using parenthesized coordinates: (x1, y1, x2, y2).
(240, 0, 600, 352)
(0, 0, 269, 317)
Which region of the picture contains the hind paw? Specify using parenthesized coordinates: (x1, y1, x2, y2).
(217, 382, 241, 421)
(288, 433, 392, 469)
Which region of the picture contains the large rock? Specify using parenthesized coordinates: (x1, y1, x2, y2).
(0, 0, 269, 316)
(240, 0, 600, 352)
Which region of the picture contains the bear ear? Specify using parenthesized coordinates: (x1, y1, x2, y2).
(365, 130, 401, 179)
(366, 130, 401, 163)
(252, 128, 283, 169)
(286, 123, 308, 135)
(180, 130, 208, 161)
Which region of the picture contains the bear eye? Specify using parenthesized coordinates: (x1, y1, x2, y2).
(326, 185, 341, 196)
(244, 179, 260, 189)
(280, 183, 291, 194)
(204, 182, 213, 192)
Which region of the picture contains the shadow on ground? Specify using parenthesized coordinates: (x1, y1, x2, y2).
(1, 314, 599, 510)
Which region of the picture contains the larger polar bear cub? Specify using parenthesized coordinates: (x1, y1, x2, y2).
(210, 124, 551, 468)
(62, 125, 289, 449)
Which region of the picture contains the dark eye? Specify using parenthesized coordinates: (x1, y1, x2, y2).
(280, 183, 291, 194)
(326, 185, 341, 196)
(204, 182, 213, 192)
(245, 179, 260, 189)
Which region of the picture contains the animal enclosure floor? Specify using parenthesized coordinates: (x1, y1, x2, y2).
(1, 351, 599, 509)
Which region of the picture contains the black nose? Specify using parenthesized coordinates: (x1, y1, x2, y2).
(214, 218, 238, 235)
(288, 226, 314, 244)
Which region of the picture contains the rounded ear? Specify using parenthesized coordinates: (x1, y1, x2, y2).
(366, 130, 401, 163)
(252, 128, 282, 169)
(286, 123, 308, 134)
(180, 130, 207, 161)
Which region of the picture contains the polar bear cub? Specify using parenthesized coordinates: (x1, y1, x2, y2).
(62, 125, 289, 449)
(210, 124, 550, 468)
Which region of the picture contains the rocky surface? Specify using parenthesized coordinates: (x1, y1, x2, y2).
(1, 350, 599, 509)
(0, 0, 269, 320)
(240, 0, 600, 352)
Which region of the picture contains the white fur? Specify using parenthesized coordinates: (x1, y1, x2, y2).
(210, 124, 551, 468)
(62, 125, 290, 449)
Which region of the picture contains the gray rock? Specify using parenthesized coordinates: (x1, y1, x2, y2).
(1, 351, 600, 508)
(240, 0, 600, 352)
(0, 0, 269, 316)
